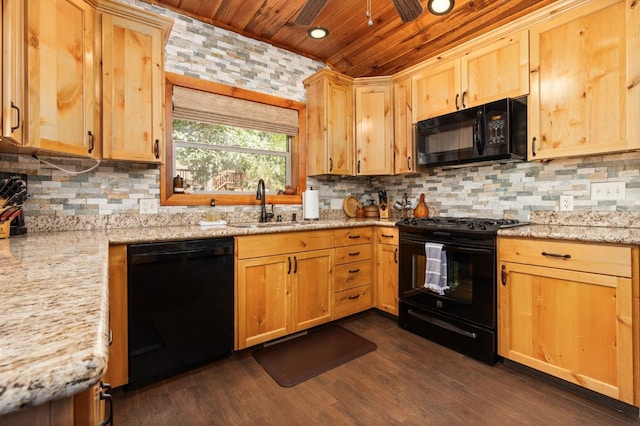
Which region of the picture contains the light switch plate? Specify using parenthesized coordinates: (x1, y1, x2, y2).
(591, 182, 626, 200)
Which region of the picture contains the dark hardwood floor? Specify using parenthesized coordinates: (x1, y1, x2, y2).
(113, 312, 639, 425)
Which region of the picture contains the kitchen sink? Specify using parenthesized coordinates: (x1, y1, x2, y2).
(229, 222, 312, 229)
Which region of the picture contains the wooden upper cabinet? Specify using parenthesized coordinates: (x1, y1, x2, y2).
(464, 31, 529, 108)
(412, 30, 529, 122)
(2, 0, 98, 156)
(1, 0, 172, 161)
(528, 0, 640, 160)
(393, 76, 414, 174)
(354, 78, 393, 175)
(412, 58, 461, 122)
(305, 69, 354, 176)
(99, 4, 172, 163)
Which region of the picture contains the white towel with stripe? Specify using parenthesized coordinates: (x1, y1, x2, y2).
(424, 242, 449, 295)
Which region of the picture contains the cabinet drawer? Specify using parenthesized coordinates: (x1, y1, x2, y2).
(498, 237, 632, 277)
(335, 244, 372, 265)
(334, 260, 372, 292)
(335, 227, 373, 246)
(334, 285, 372, 319)
(376, 227, 398, 244)
(237, 230, 334, 259)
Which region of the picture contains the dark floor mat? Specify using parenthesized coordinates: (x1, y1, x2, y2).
(252, 325, 377, 387)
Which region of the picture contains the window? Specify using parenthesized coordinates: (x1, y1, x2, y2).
(173, 120, 290, 193)
(161, 73, 306, 206)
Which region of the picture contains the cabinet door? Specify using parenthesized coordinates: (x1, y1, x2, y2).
(376, 243, 398, 316)
(305, 71, 354, 176)
(2, 0, 25, 144)
(101, 13, 164, 162)
(498, 261, 634, 404)
(464, 31, 529, 107)
(237, 255, 291, 349)
(292, 249, 333, 331)
(412, 58, 461, 122)
(528, 0, 640, 160)
(326, 78, 354, 175)
(355, 83, 393, 175)
(105, 244, 128, 388)
(26, 0, 97, 157)
(393, 77, 414, 174)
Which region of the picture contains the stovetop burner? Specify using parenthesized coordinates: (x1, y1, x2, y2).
(396, 216, 527, 233)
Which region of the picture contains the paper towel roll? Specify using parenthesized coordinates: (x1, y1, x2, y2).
(302, 189, 319, 220)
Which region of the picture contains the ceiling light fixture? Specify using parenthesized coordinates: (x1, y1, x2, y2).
(427, 0, 455, 15)
(308, 26, 329, 39)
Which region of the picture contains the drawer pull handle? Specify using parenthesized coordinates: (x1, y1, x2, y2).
(541, 251, 571, 259)
(348, 235, 361, 239)
(501, 265, 507, 286)
(348, 251, 360, 256)
(348, 268, 360, 274)
(381, 234, 394, 238)
(348, 294, 360, 300)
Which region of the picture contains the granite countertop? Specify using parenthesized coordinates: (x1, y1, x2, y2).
(1, 213, 638, 417)
(0, 231, 110, 416)
(498, 211, 640, 245)
(0, 218, 394, 417)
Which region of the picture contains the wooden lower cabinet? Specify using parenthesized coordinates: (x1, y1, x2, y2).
(235, 231, 335, 349)
(105, 244, 128, 389)
(333, 228, 373, 319)
(0, 382, 110, 426)
(375, 227, 399, 316)
(498, 237, 638, 405)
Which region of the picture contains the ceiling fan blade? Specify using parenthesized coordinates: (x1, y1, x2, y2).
(294, 0, 329, 26)
(392, 0, 424, 22)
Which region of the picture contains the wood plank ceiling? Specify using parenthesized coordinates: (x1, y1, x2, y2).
(139, 0, 559, 78)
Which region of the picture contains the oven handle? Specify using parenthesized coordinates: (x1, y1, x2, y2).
(407, 309, 477, 339)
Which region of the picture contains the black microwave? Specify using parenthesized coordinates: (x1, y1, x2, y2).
(415, 97, 527, 169)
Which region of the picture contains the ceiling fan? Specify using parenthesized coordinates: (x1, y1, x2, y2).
(294, 0, 426, 26)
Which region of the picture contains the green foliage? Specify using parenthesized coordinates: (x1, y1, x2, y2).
(173, 119, 288, 192)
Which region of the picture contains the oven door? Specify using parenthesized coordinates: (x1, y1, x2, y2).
(398, 232, 496, 328)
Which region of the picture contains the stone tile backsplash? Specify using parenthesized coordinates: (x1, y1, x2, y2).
(2, 0, 639, 232)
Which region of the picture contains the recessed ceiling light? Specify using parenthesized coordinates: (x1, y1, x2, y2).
(428, 0, 455, 15)
(308, 27, 329, 39)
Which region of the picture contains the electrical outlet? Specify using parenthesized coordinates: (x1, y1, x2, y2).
(139, 199, 158, 214)
(559, 195, 573, 211)
(591, 182, 626, 200)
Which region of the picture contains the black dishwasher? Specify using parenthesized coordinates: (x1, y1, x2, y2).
(127, 237, 234, 389)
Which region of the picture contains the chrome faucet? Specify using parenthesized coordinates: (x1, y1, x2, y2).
(256, 179, 274, 223)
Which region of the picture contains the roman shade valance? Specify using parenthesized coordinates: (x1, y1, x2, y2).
(172, 86, 299, 136)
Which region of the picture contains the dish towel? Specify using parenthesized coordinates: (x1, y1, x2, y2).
(424, 242, 449, 295)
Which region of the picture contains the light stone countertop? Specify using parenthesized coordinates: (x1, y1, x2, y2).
(0, 218, 394, 417)
(1, 214, 638, 417)
(0, 231, 110, 416)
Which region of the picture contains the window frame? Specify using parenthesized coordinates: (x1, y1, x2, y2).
(161, 72, 307, 207)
